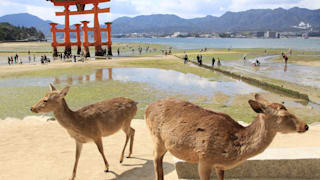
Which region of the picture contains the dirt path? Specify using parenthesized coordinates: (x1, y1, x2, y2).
(0, 117, 319, 180)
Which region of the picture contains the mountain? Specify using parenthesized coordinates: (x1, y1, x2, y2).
(0, 13, 52, 36)
(0, 22, 45, 41)
(0, 7, 319, 36)
(112, 7, 320, 33)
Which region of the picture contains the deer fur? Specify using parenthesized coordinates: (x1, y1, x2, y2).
(145, 94, 308, 180)
(31, 84, 138, 180)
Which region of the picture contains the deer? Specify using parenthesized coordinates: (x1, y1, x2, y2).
(31, 84, 138, 180)
(145, 94, 309, 180)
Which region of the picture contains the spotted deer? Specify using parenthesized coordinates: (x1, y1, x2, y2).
(145, 94, 308, 180)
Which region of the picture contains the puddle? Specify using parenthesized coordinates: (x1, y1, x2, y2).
(1, 67, 319, 110)
(0, 68, 264, 98)
(219, 55, 320, 88)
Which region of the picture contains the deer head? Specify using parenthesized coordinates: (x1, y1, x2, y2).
(248, 94, 309, 134)
(31, 84, 70, 113)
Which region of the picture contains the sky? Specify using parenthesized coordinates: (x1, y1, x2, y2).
(0, 0, 319, 24)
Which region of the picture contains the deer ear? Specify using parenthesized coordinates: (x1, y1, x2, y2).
(59, 86, 70, 97)
(254, 93, 270, 105)
(248, 100, 266, 113)
(49, 83, 57, 91)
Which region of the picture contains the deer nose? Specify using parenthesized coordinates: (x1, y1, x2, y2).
(305, 125, 309, 131)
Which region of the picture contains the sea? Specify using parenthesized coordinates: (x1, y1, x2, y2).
(111, 37, 320, 51)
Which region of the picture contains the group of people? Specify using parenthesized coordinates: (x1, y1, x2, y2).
(7, 54, 21, 65)
(7, 51, 52, 65)
(196, 55, 203, 65)
(40, 55, 50, 64)
(211, 57, 221, 67)
(183, 54, 221, 67)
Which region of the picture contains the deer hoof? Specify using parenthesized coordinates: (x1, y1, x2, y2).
(120, 160, 123, 163)
(126, 156, 131, 159)
(104, 169, 109, 173)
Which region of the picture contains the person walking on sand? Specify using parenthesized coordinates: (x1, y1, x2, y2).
(197, 55, 200, 63)
(184, 54, 188, 64)
(212, 57, 216, 67)
(199, 55, 203, 66)
(282, 54, 288, 64)
(8, 57, 11, 65)
(117, 48, 120, 56)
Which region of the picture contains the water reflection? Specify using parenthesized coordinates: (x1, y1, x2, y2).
(53, 68, 113, 85)
(284, 63, 287, 72)
(0, 67, 319, 110)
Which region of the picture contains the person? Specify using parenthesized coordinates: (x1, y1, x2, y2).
(217, 58, 221, 67)
(199, 55, 203, 66)
(117, 48, 120, 56)
(33, 55, 36, 62)
(8, 57, 11, 65)
(212, 57, 216, 67)
(184, 54, 188, 64)
(28, 56, 31, 63)
(283, 55, 288, 64)
(255, 59, 261, 66)
(73, 55, 77, 63)
(197, 55, 200, 63)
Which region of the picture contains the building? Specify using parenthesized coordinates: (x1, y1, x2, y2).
(256, 32, 265, 38)
(265, 31, 277, 38)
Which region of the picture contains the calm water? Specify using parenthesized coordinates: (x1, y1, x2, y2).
(0, 68, 264, 98)
(209, 55, 320, 89)
(112, 38, 320, 51)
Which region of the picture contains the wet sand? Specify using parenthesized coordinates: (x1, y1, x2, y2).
(0, 117, 319, 180)
(0, 55, 171, 77)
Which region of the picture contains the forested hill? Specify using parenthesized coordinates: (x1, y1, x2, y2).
(0, 23, 45, 41)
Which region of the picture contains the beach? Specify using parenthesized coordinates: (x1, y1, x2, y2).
(0, 117, 319, 180)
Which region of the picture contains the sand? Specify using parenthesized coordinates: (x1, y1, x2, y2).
(0, 55, 173, 76)
(0, 117, 319, 180)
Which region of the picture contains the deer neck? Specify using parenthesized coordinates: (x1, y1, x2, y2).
(238, 114, 277, 160)
(53, 98, 75, 129)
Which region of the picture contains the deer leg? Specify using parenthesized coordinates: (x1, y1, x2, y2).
(94, 138, 109, 172)
(198, 161, 212, 180)
(128, 127, 135, 158)
(215, 168, 224, 180)
(71, 141, 83, 180)
(120, 125, 135, 163)
(119, 133, 130, 163)
(153, 141, 167, 180)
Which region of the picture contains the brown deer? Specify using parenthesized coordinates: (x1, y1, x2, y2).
(145, 94, 309, 180)
(31, 84, 137, 180)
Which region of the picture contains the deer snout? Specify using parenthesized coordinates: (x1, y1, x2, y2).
(297, 123, 309, 133)
(30, 107, 38, 113)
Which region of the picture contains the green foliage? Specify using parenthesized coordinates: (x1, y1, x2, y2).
(0, 23, 45, 41)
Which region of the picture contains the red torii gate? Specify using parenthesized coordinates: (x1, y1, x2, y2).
(47, 0, 113, 57)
